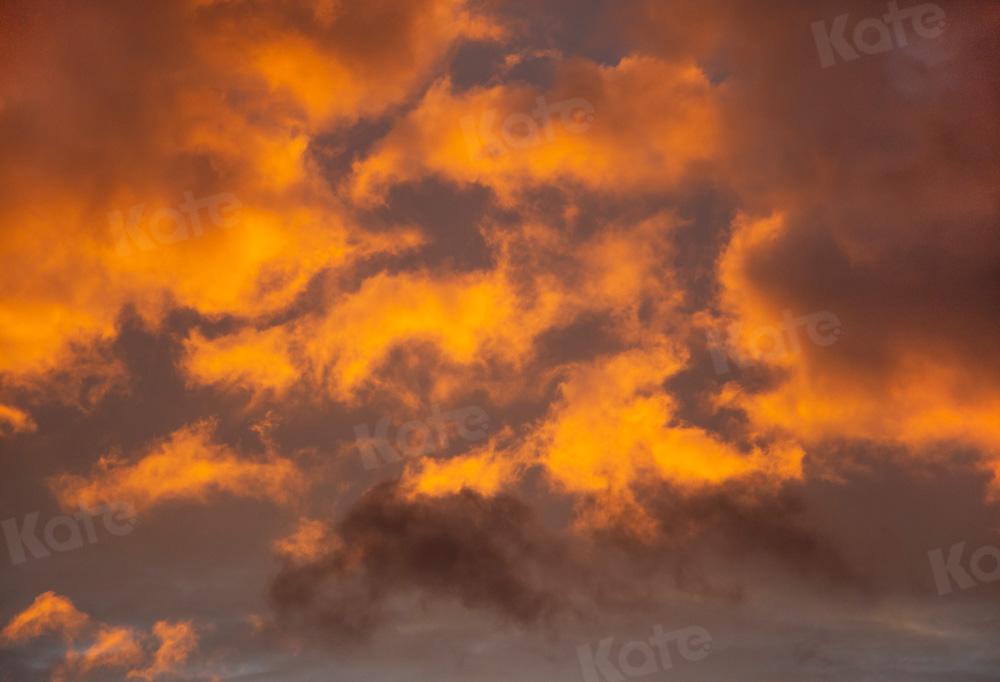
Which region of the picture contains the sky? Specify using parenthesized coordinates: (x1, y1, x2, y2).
(0, 0, 998, 680)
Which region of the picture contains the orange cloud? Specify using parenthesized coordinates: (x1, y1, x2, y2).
(273, 517, 333, 563)
(400, 341, 803, 537)
(127, 620, 198, 681)
(0, 0, 503, 387)
(0, 403, 35, 436)
(59, 625, 145, 681)
(1, 593, 197, 680)
(350, 56, 721, 202)
(403, 440, 521, 498)
(49, 420, 303, 513)
(183, 212, 683, 404)
(716, 213, 1000, 474)
(241, 0, 505, 123)
(184, 326, 302, 396)
(0, 592, 89, 645)
(185, 267, 546, 402)
(531, 345, 802, 498)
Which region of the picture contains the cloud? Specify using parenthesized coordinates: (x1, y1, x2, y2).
(59, 625, 145, 681)
(227, 0, 506, 122)
(183, 326, 303, 396)
(2, 0, 1000, 678)
(349, 55, 721, 203)
(398, 341, 803, 539)
(49, 419, 303, 513)
(714, 211, 1000, 455)
(0, 403, 35, 436)
(270, 483, 565, 637)
(0, 0, 503, 388)
(594, 0, 1000, 483)
(127, 620, 198, 681)
(0, 592, 90, 645)
(181, 211, 684, 404)
(183, 267, 547, 402)
(530, 345, 801, 496)
(1, 593, 193, 681)
(273, 517, 332, 563)
(628, 479, 862, 591)
(402, 440, 522, 498)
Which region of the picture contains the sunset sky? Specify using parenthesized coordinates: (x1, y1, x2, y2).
(1, 0, 999, 680)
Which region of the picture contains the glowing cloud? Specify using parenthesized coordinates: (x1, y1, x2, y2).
(0, 403, 35, 436)
(60, 625, 146, 681)
(0, 592, 89, 645)
(717, 213, 1000, 471)
(127, 620, 198, 681)
(49, 420, 303, 513)
(350, 56, 721, 203)
(0, 0, 503, 386)
(273, 517, 333, 563)
(1, 593, 197, 680)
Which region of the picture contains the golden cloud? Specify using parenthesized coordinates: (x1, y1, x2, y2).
(400, 342, 803, 537)
(350, 56, 721, 203)
(531, 345, 802, 497)
(0, 591, 89, 645)
(1, 592, 197, 680)
(127, 620, 198, 681)
(183, 211, 683, 404)
(273, 517, 334, 563)
(0, 0, 502, 385)
(49, 420, 303, 513)
(0, 403, 35, 436)
(402, 440, 521, 498)
(59, 625, 145, 681)
(716, 212, 1000, 477)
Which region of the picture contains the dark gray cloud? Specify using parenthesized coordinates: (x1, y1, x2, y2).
(270, 483, 568, 639)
